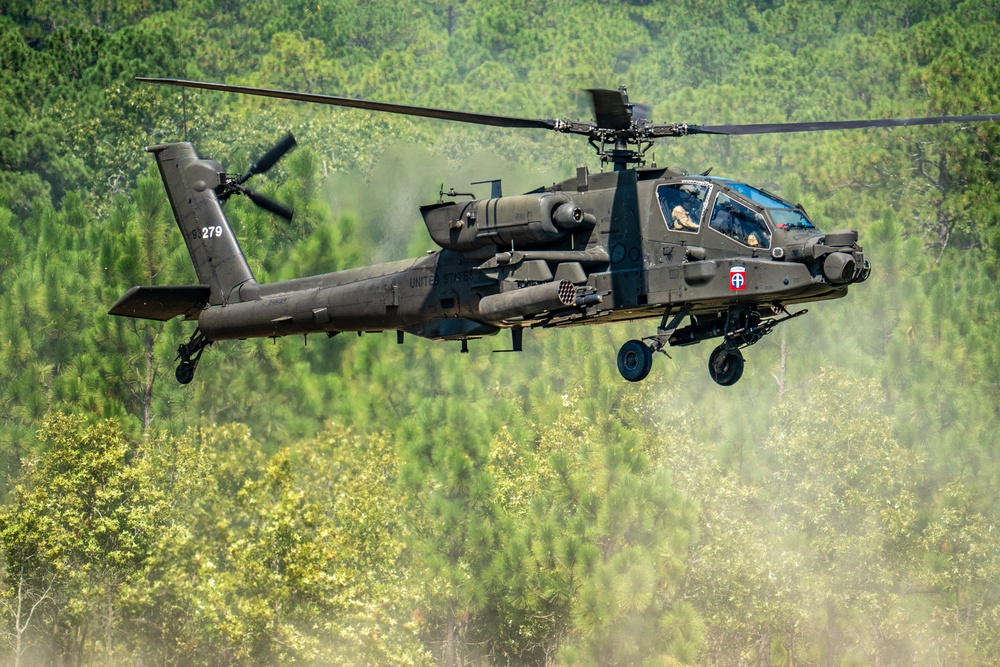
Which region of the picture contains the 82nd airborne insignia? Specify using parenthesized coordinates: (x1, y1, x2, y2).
(730, 265, 747, 291)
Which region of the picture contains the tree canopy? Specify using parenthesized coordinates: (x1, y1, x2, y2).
(1, 0, 999, 664)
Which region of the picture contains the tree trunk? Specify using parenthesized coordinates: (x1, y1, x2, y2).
(774, 333, 787, 397)
(11, 570, 53, 667)
(444, 608, 457, 667)
(759, 631, 772, 667)
(142, 324, 155, 430)
(104, 594, 114, 667)
(826, 596, 836, 667)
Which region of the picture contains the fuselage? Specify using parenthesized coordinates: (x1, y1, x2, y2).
(197, 166, 865, 343)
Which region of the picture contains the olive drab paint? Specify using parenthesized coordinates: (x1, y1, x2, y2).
(111, 77, 997, 385)
(148, 142, 256, 305)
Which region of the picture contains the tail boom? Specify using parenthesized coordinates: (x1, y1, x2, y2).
(147, 142, 256, 305)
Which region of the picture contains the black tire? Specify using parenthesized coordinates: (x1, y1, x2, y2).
(617, 339, 653, 382)
(708, 345, 744, 386)
(175, 361, 195, 385)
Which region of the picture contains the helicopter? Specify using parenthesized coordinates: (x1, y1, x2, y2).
(110, 77, 1000, 385)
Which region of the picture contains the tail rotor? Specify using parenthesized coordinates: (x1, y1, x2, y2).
(218, 132, 298, 221)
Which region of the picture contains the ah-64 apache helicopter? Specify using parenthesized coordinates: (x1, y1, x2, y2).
(110, 78, 1000, 385)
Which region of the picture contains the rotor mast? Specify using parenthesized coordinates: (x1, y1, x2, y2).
(586, 85, 650, 171)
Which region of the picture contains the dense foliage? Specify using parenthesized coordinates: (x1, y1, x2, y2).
(1, 0, 999, 664)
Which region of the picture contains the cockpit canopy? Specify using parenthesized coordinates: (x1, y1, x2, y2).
(656, 176, 816, 250)
(657, 182, 709, 234)
(716, 179, 815, 231)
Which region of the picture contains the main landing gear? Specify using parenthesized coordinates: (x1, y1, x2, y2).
(617, 339, 654, 382)
(616, 305, 806, 386)
(175, 329, 212, 384)
(707, 344, 744, 386)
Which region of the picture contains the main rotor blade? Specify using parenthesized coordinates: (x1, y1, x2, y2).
(137, 77, 564, 132)
(588, 89, 633, 131)
(674, 114, 1000, 136)
(631, 102, 652, 124)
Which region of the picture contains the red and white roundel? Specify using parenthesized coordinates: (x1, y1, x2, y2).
(730, 265, 747, 291)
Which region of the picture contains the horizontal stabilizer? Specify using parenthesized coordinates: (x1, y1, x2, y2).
(109, 285, 210, 321)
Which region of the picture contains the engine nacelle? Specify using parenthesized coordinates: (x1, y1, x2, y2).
(420, 192, 593, 252)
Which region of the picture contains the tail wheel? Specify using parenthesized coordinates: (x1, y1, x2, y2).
(708, 345, 744, 386)
(174, 328, 212, 385)
(175, 361, 195, 385)
(617, 339, 653, 382)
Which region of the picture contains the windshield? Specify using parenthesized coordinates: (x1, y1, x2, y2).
(769, 208, 814, 229)
(705, 178, 815, 229)
(709, 193, 771, 249)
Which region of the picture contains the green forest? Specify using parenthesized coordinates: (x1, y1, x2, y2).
(1, 0, 1000, 664)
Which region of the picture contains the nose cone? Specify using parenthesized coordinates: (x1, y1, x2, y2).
(780, 228, 871, 285)
(823, 252, 856, 284)
(821, 230, 870, 284)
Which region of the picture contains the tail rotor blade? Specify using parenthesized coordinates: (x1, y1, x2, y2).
(240, 133, 297, 183)
(245, 187, 294, 221)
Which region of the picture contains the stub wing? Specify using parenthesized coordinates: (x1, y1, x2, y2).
(109, 285, 211, 321)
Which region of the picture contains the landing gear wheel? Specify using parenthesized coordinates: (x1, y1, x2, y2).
(617, 339, 653, 382)
(175, 361, 195, 385)
(174, 328, 212, 385)
(708, 345, 744, 386)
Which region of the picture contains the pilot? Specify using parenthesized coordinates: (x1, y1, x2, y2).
(671, 205, 698, 231)
(746, 232, 760, 247)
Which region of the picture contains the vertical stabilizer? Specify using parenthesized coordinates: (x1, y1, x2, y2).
(147, 142, 255, 305)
